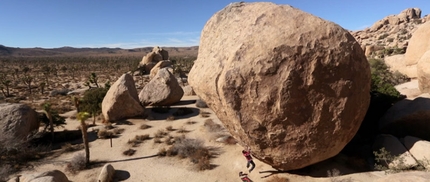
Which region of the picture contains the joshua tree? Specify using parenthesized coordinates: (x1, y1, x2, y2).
(43, 103, 54, 140)
(77, 112, 91, 165)
(21, 75, 34, 94)
(79, 87, 108, 125)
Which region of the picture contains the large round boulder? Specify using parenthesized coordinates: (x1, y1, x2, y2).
(0, 103, 39, 139)
(188, 2, 370, 171)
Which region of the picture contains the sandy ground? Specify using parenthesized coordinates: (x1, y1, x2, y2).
(9, 93, 430, 182)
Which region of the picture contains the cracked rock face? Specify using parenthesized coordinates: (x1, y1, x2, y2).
(188, 2, 371, 170)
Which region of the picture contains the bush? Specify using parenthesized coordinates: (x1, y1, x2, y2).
(123, 149, 136, 156)
(97, 129, 114, 139)
(170, 138, 215, 170)
(154, 129, 168, 138)
(204, 119, 224, 132)
(127, 134, 150, 147)
(200, 110, 211, 118)
(166, 115, 175, 121)
(140, 124, 152, 130)
(65, 152, 86, 174)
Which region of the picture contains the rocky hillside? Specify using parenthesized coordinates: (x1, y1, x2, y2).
(351, 8, 430, 58)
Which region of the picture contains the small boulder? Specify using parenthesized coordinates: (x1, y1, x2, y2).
(139, 68, 184, 106)
(102, 74, 144, 122)
(97, 164, 115, 182)
(404, 21, 430, 66)
(19, 170, 69, 182)
(402, 136, 430, 169)
(149, 60, 172, 78)
(0, 103, 39, 139)
(379, 94, 430, 140)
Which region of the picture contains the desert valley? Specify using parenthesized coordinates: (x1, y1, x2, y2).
(2, 2, 430, 182)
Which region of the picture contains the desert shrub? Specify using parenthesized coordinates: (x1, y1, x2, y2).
(140, 124, 152, 130)
(154, 129, 168, 138)
(123, 149, 136, 156)
(186, 120, 197, 125)
(153, 138, 162, 144)
(369, 58, 408, 97)
(112, 128, 124, 135)
(204, 119, 224, 132)
(173, 107, 194, 116)
(166, 126, 174, 131)
(127, 134, 151, 147)
(78, 87, 108, 123)
(61, 143, 84, 153)
(176, 126, 189, 134)
(97, 129, 114, 139)
(195, 99, 208, 108)
(200, 110, 211, 118)
(169, 138, 215, 170)
(151, 106, 171, 113)
(158, 148, 167, 157)
(65, 152, 86, 174)
(166, 115, 175, 121)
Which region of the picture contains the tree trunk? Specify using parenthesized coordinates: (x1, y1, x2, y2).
(46, 111, 54, 141)
(92, 114, 96, 125)
(81, 121, 90, 165)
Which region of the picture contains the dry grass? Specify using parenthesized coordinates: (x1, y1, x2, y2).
(140, 124, 152, 130)
(186, 120, 197, 125)
(177, 126, 189, 134)
(200, 110, 211, 118)
(154, 129, 168, 138)
(203, 119, 224, 132)
(65, 152, 86, 174)
(127, 134, 151, 147)
(123, 149, 136, 156)
(97, 129, 114, 139)
(168, 137, 216, 171)
(61, 143, 84, 153)
(165, 126, 175, 131)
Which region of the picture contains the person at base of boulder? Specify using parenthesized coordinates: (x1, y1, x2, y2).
(242, 146, 255, 173)
(239, 171, 253, 182)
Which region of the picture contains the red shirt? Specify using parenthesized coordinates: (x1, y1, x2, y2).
(243, 151, 252, 161)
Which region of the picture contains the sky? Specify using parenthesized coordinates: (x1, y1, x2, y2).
(1, 1, 429, 49)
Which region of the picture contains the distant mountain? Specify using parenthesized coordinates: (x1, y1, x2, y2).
(0, 45, 199, 58)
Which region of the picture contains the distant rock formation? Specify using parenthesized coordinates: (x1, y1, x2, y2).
(138, 46, 169, 74)
(139, 68, 184, 106)
(102, 74, 144, 122)
(189, 2, 370, 171)
(351, 8, 427, 58)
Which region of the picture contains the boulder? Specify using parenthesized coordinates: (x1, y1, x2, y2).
(417, 50, 430, 92)
(182, 85, 195, 96)
(0, 103, 39, 139)
(97, 163, 115, 182)
(188, 2, 370, 171)
(19, 170, 69, 182)
(102, 74, 144, 122)
(138, 46, 169, 74)
(384, 54, 417, 78)
(139, 68, 184, 106)
(372, 134, 418, 170)
(375, 171, 430, 182)
(379, 94, 430, 140)
(149, 60, 172, 78)
(404, 21, 430, 66)
(402, 136, 430, 169)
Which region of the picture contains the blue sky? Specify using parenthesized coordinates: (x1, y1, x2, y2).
(1, 1, 429, 49)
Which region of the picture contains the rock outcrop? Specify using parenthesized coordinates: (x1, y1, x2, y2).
(139, 68, 184, 106)
(97, 164, 115, 182)
(404, 21, 430, 66)
(351, 8, 427, 58)
(138, 46, 169, 74)
(188, 2, 370, 171)
(0, 103, 39, 139)
(102, 74, 144, 122)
